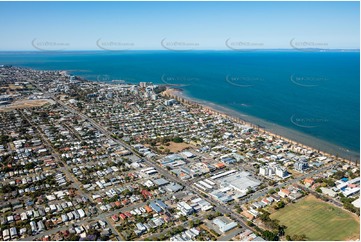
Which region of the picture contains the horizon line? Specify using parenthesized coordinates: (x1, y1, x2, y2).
(0, 48, 359, 52)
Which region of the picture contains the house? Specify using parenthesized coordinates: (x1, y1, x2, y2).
(304, 178, 314, 187)
(141, 190, 152, 199)
(37, 221, 45, 232)
(311, 183, 321, 190)
(111, 215, 119, 222)
(155, 200, 168, 211)
(61, 214, 68, 222)
(177, 202, 194, 215)
(266, 197, 274, 204)
(7, 215, 14, 223)
(288, 192, 303, 201)
(165, 183, 183, 193)
(77, 209, 86, 218)
(248, 209, 259, 218)
(343, 187, 360, 197)
(72, 210, 80, 220)
(19, 228, 27, 236)
(181, 151, 195, 159)
(149, 202, 162, 213)
(20, 212, 28, 221)
(49, 204, 57, 212)
(30, 221, 37, 233)
(2, 229, 10, 241)
(67, 212, 74, 221)
(261, 198, 270, 205)
(10, 227, 18, 239)
(278, 189, 290, 198)
(271, 194, 281, 202)
(320, 187, 337, 198)
(144, 205, 153, 213)
(136, 223, 147, 232)
(352, 198, 360, 208)
(252, 202, 265, 209)
(214, 163, 226, 169)
(153, 178, 170, 187)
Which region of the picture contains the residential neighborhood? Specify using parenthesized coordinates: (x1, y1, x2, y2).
(0, 66, 359, 241)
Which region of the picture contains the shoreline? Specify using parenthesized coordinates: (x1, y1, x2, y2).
(163, 88, 359, 163)
(25, 65, 360, 162)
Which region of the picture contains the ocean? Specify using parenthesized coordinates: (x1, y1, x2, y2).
(0, 50, 359, 160)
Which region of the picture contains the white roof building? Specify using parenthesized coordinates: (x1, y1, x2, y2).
(352, 198, 360, 208)
(213, 217, 238, 233)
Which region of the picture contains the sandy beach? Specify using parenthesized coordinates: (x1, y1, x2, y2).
(163, 88, 359, 163)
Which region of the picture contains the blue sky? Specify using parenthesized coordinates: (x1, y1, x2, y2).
(0, 1, 359, 50)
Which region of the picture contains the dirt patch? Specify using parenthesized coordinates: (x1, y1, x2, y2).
(8, 84, 24, 90)
(0, 99, 54, 112)
(167, 142, 194, 153)
(241, 210, 254, 220)
(303, 194, 319, 202)
(145, 141, 195, 153)
(345, 235, 360, 241)
(59, 95, 69, 101)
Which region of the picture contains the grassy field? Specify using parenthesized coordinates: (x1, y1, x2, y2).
(270, 195, 360, 241)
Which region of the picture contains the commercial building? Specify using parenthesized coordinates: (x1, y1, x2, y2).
(259, 163, 288, 178)
(213, 217, 238, 233)
(294, 160, 308, 172)
(218, 171, 261, 193)
(177, 201, 194, 215)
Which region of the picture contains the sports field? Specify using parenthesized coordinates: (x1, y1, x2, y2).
(270, 195, 360, 241)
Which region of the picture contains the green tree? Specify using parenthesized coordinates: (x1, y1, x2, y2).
(68, 234, 80, 241)
(275, 201, 285, 210)
(261, 230, 278, 241)
(268, 188, 276, 194)
(172, 137, 184, 143)
(291, 234, 307, 241)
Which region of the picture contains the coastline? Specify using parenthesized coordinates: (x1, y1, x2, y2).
(1, 52, 359, 160)
(163, 88, 359, 163)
